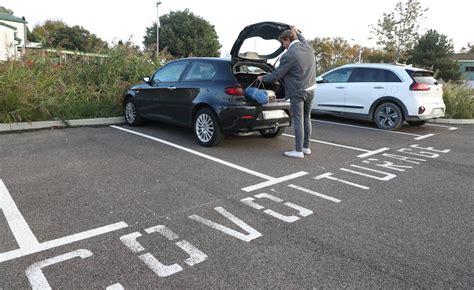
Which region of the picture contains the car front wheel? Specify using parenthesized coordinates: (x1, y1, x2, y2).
(374, 102, 403, 130)
(193, 108, 223, 147)
(124, 98, 143, 126)
(259, 126, 286, 138)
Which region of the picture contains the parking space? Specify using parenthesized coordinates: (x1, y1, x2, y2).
(0, 117, 472, 288)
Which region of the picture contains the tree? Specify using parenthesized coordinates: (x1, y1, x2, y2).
(407, 29, 461, 81)
(460, 43, 474, 53)
(143, 9, 220, 57)
(309, 37, 359, 74)
(371, 0, 427, 62)
(31, 20, 108, 52)
(0, 6, 13, 14)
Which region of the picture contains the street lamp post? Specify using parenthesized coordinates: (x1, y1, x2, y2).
(156, 1, 162, 55)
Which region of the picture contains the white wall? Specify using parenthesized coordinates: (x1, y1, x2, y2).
(0, 21, 26, 61)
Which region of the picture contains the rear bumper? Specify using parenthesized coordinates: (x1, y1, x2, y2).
(218, 103, 291, 133)
(406, 104, 445, 121)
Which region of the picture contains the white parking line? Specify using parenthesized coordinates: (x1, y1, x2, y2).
(0, 179, 40, 249)
(288, 184, 341, 203)
(111, 126, 275, 181)
(241, 171, 308, 192)
(111, 126, 309, 192)
(282, 134, 389, 158)
(312, 119, 435, 140)
(425, 123, 458, 130)
(0, 222, 128, 263)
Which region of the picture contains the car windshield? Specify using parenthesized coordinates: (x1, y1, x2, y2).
(407, 70, 438, 85)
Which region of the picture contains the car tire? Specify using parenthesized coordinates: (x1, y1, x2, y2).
(374, 102, 403, 130)
(407, 120, 427, 126)
(259, 126, 286, 138)
(193, 108, 223, 147)
(124, 97, 143, 126)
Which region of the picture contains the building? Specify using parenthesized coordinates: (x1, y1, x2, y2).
(0, 12, 27, 61)
(452, 53, 474, 87)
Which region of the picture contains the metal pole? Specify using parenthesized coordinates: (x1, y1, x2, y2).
(156, 1, 162, 55)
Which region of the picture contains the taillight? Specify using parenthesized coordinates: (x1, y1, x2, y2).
(418, 106, 426, 114)
(225, 86, 244, 96)
(410, 83, 430, 91)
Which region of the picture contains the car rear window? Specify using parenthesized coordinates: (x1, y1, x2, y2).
(407, 70, 438, 85)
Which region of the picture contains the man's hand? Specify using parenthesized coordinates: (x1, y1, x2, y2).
(257, 75, 263, 82)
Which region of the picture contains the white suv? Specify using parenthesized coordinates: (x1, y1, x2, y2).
(312, 63, 445, 130)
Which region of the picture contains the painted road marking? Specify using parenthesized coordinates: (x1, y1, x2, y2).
(0, 222, 128, 263)
(283, 134, 389, 158)
(241, 171, 308, 192)
(111, 126, 307, 191)
(312, 119, 435, 140)
(26, 249, 93, 289)
(288, 184, 341, 203)
(425, 123, 458, 130)
(0, 179, 40, 249)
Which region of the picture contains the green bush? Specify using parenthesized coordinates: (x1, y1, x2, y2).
(443, 82, 474, 119)
(0, 46, 170, 123)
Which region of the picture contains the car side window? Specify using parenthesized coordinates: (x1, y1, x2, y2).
(323, 68, 353, 83)
(383, 70, 402, 82)
(152, 61, 189, 83)
(349, 68, 381, 82)
(183, 62, 217, 81)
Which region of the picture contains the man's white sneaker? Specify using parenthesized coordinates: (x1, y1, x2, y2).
(302, 148, 311, 155)
(284, 150, 304, 158)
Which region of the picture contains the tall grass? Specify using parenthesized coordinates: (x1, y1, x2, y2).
(0, 46, 167, 123)
(443, 82, 474, 119)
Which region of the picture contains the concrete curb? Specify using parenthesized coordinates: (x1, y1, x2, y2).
(0, 117, 125, 133)
(428, 118, 474, 125)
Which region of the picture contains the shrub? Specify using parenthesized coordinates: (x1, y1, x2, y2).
(442, 82, 474, 119)
(0, 46, 171, 123)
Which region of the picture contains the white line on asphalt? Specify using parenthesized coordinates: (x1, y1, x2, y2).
(0, 222, 128, 263)
(283, 133, 389, 158)
(425, 123, 458, 130)
(0, 179, 40, 249)
(356, 147, 390, 158)
(241, 171, 308, 192)
(312, 119, 434, 139)
(111, 125, 275, 181)
(288, 184, 341, 203)
(414, 134, 435, 140)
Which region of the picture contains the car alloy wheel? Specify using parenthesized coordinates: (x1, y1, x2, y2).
(124, 98, 142, 126)
(193, 108, 223, 147)
(374, 102, 403, 130)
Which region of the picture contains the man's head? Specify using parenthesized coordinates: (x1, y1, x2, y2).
(278, 29, 297, 49)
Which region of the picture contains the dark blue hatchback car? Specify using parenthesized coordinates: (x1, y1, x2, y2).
(123, 22, 292, 147)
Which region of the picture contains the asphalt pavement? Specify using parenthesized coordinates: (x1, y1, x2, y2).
(0, 116, 472, 288)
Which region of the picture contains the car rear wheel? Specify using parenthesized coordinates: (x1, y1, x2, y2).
(407, 120, 427, 126)
(193, 108, 223, 147)
(259, 126, 286, 138)
(124, 98, 143, 126)
(374, 102, 403, 130)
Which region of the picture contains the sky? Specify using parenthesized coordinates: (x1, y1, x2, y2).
(3, 0, 473, 55)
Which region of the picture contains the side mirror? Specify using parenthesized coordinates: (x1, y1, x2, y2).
(316, 76, 324, 84)
(143, 76, 150, 84)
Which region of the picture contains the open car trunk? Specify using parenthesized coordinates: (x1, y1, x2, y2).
(233, 62, 286, 103)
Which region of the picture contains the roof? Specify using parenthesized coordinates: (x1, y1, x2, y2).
(450, 53, 474, 61)
(0, 21, 17, 30)
(0, 12, 27, 23)
(340, 63, 427, 71)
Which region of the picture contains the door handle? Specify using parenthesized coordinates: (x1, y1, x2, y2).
(167, 86, 177, 90)
(373, 86, 385, 89)
(335, 86, 345, 89)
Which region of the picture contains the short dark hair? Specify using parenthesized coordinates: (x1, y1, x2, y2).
(278, 30, 297, 43)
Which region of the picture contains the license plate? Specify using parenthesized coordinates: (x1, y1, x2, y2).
(262, 110, 288, 119)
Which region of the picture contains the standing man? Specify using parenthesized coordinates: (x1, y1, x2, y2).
(258, 26, 316, 159)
